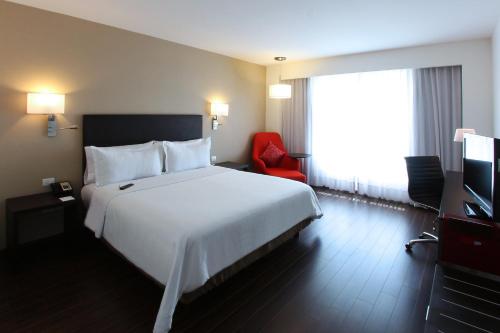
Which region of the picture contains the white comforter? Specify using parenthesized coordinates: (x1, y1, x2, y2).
(84, 166, 322, 332)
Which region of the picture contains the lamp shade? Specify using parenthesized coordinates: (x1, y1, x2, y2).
(27, 92, 65, 115)
(210, 102, 229, 117)
(454, 128, 476, 142)
(269, 84, 291, 99)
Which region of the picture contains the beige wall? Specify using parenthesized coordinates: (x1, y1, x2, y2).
(0, 2, 266, 249)
(267, 39, 493, 138)
(494, 21, 500, 137)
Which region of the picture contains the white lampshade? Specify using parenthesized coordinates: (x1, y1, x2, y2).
(27, 92, 65, 115)
(454, 128, 476, 142)
(269, 84, 291, 99)
(210, 102, 229, 117)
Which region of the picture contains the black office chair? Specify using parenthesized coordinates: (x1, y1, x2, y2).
(404, 156, 445, 251)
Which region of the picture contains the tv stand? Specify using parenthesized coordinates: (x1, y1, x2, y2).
(463, 201, 491, 220)
(439, 171, 500, 277)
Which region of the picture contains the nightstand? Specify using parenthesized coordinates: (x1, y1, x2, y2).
(6, 192, 78, 255)
(215, 161, 249, 171)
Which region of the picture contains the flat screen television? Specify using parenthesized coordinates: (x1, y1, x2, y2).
(463, 134, 499, 221)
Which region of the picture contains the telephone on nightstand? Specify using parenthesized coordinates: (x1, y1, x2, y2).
(51, 181, 73, 197)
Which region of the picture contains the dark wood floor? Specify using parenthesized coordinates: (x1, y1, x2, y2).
(0, 189, 438, 333)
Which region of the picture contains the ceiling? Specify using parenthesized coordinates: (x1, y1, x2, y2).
(7, 0, 500, 65)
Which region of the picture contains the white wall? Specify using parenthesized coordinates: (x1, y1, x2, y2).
(493, 22, 500, 137)
(267, 39, 493, 137)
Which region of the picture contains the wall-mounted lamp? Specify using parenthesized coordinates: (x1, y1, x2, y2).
(454, 128, 476, 142)
(27, 92, 65, 137)
(210, 102, 229, 130)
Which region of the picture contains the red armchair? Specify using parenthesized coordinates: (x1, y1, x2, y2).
(252, 132, 306, 183)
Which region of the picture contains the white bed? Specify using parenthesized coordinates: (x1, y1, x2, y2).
(83, 166, 322, 332)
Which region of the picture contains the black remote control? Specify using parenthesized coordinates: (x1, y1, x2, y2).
(119, 183, 134, 190)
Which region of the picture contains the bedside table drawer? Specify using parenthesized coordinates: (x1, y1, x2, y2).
(17, 207, 64, 245)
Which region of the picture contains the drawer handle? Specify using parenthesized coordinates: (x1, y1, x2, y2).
(473, 241, 482, 246)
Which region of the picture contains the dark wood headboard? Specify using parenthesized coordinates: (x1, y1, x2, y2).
(82, 114, 203, 171)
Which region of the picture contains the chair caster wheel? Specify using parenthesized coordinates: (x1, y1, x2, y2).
(405, 243, 412, 251)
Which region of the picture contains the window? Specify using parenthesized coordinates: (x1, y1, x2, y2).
(309, 69, 414, 202)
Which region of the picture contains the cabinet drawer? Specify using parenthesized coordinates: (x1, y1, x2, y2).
(17, 207, 64, 245)
(440, 222, 500, 275)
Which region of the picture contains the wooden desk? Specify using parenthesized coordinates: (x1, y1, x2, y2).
(439, 171, 500, 276)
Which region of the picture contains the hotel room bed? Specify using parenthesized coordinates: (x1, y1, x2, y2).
(84, 165, 321, 332)
(81, 115, 322, 332)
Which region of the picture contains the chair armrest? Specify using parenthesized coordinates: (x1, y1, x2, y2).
(280, 155, 300, 171)
(252, 158, 268, 173)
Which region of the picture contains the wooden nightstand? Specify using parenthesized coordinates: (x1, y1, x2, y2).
(6, 192, 78, 255)
(215, 161, 249, 171)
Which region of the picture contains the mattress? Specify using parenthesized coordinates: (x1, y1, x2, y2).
(83, 166, 322, 332)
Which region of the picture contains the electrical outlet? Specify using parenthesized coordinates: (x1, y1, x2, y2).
(42, 177, 55, 187)
(211, 155, 217, 164)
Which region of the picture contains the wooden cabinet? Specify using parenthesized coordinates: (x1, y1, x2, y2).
(6, 192, 78, 256)
(438, 172, 500, 276)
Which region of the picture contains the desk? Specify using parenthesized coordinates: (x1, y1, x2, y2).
(439, 171, 500, 276)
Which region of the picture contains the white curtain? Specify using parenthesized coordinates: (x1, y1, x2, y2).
(281, 78, 312, 178)
(309, 69, 414, 202)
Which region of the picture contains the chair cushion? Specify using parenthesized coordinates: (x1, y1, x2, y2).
(265, 168, 306, 182)
(259, 141, 286, 167)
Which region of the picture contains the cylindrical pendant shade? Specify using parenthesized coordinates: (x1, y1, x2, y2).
(269, 84, 291, 99)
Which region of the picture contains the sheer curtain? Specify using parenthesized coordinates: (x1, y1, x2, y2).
(309, 69, 414, 202)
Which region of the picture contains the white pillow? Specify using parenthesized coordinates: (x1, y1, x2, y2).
(93, 146, 162, 186)
(84, 141, 154, 185)
(164, 137, 211, 173)
(153, 141, 166, 172)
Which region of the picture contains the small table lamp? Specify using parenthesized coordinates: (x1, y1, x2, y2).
(454, 128, 476, 143)
(27, 92, 65, 137)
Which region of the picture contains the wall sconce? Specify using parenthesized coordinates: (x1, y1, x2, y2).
(27, 92, 71, 137)
(210, 102, 229, 130)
